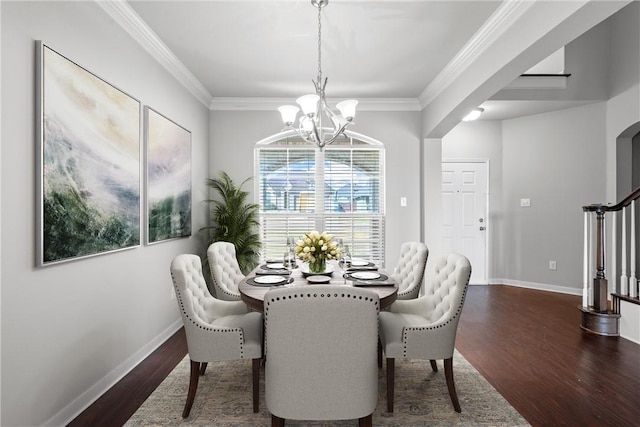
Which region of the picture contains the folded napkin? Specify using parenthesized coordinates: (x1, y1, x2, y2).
(347, 266, 378, 272)
(255, 269, 290, 276)
(353, 281, 395, 287)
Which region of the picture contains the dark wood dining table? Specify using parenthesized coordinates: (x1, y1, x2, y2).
(239, 260, 398, 312)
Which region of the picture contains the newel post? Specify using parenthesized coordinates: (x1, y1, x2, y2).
(593, 206, 608, 313)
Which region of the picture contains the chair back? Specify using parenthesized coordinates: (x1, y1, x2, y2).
(171, 254, 216, 326)
(264, 285, 379, 421)
(207, 241, 244, 300)
(393, 241, 429, 299)
(170, 253, 261, 362)
(422, 253, 471, 325)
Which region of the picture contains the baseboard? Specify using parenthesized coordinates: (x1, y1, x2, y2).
(489, 278, 582, 296)
(44, 319, 183, 427)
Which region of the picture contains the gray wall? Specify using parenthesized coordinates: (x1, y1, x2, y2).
(209, 109, 423, 269)
(1, 2, 209, 425)
(501, 103, 607, 289)
(441, 2, 639, 292)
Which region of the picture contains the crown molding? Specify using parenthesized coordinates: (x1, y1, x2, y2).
(209, 97, 422, 111)
(418, 0, 535, 108)
(96, 0, 213, 107)
(504, 74, 569, 89)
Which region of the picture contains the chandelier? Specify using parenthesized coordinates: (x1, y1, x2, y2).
(277, 0, 358, 150)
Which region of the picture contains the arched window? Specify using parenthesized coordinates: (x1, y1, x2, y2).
(255, 131, 385, 263)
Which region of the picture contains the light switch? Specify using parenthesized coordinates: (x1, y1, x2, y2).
(520, 198, 531, 207)
(400, 197, 407, 207)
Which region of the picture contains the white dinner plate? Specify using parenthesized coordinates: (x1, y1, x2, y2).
(351, 260, 370, 267)
(254, 275, 287, 285)
(266, 263, 285, 269)
(351, 271, 381, 280)
(307, 275, 331, 284)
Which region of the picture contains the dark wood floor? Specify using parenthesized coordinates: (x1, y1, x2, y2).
(68, 285, 640, 427)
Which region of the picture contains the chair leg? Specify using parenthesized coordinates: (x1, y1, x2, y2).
(386, 358, 395, 412)
(359, 414, 373, 427)
(444, 357, 461, 413)
(271, 414, 285, 426)
(430, 359, 438, 372)
(377, 338, 383, 368)
(182, 360, 200, 418)
(199, 362, 208, 376)
(253, 358, 261, 412)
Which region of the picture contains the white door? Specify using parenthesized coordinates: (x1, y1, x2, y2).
(442, 161, 488, 284)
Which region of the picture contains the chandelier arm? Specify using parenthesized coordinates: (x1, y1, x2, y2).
(322, 121, 353, 147)
(284, 126, 315, 145)
(310, 116, 323, 145)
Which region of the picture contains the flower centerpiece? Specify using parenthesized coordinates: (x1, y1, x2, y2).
(294, 231, 340, 273)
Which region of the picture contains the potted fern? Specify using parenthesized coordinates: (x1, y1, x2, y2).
(202, 171, 260, 274)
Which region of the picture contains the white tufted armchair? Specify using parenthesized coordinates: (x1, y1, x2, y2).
(264, 285, 380, 426)
(207, 241, 245, 301)
(170, 254, 263, 418)
(379, 253, 471, 413)
(392, 241, 429, 300)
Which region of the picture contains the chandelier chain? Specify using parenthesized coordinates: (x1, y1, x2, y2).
(317, 3, 322, 87)
(277, 0, 357, 150)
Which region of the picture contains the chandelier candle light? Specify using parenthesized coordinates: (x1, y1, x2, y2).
(277, 0, 358, 150)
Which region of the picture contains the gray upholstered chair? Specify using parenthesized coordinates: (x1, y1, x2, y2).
(207, 241, 245, 300)
(264, 285, 380, 426)
(392, 241, 429, 300)
(379, 253, 471, 413)
(170, 254, 263, 418)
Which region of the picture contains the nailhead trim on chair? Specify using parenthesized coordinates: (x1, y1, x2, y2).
(208, 242, 244, 300)
(171, 271, 247, 358)
(265, 292, 380, 306)
(401, 270, 470, 357)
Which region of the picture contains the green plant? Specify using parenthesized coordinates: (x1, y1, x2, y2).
(202, 171, 260, 274)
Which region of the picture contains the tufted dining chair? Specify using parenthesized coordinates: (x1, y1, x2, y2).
(264, 285, 380, 426)
(379, 253, 471, 413)
(207, 241, 245, 301)
(170, 254, 263, 418)
(392, 241, 429, 300)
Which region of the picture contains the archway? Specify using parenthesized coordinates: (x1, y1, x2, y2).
(615, 121, 640, 200)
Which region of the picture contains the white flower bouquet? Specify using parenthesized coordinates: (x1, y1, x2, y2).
(294, 230, 340, 273)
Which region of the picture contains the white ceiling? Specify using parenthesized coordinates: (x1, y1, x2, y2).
(128, 0, 502, 99)
(123, 0, 605, 121)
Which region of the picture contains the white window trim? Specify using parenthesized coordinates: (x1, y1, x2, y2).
(254, 131, 386, 263)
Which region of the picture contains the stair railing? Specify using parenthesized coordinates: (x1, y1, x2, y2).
(583, 187, 640, 314)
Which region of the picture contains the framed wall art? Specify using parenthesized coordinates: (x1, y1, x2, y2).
(36, 41, 142, 266)
(144, 107, 191, 244)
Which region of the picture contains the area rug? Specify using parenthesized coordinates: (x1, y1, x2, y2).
(125, 350, 529, 426)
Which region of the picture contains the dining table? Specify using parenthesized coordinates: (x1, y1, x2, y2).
(238, 259, 398, 312)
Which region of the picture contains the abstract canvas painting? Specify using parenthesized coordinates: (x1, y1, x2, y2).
(36, 42, 141, 265)
(145, 107, 191, 244)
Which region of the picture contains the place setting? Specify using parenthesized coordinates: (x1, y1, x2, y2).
(248, 250, 297, 287)
(346, 270, 395, 287)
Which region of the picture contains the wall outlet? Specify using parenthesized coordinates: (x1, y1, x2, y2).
(549, 260, 557, 270)
(400, 197, 407, 207)
(520, 198, 531, 207)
